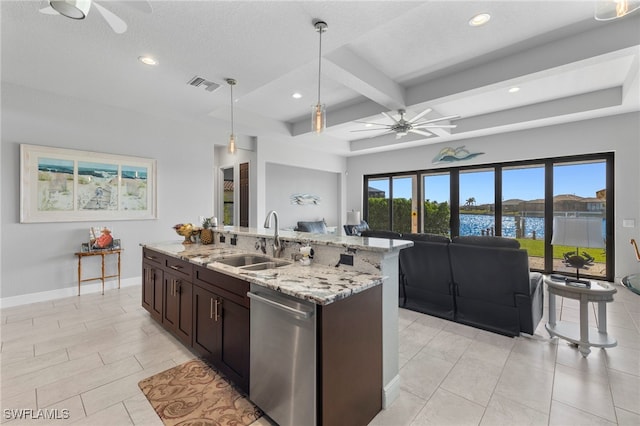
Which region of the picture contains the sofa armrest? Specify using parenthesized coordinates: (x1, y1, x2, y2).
(515, 273, 544, 334)
(529, 272, 543, 296)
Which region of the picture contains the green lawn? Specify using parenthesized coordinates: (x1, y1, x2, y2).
(517, 238, 606, 263)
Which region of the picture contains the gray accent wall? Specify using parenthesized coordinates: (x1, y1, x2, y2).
(265, 163, 340, 230)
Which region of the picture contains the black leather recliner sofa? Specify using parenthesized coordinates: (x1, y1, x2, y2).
(392, 233, 542, 336)
(448, 236, 543, 336)
(399, 233, 455, 320)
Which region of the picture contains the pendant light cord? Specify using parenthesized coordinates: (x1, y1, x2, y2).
(317, 24, 324, 106)
(230, 82, 234, 135)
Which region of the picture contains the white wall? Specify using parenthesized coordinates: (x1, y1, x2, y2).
(346, 112, 640, 279)
(265, 163, 340, 229)
(256, 137, 347, 229)
(1, 83, 221, 299)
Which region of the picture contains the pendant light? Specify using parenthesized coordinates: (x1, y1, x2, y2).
(226, 78, 237, 154)
(312, 20, 328, 134)
(49, 0, 92, 19)
(595, 0, 640, 20)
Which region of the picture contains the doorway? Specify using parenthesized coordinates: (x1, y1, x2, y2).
(220, 162, 249, 227)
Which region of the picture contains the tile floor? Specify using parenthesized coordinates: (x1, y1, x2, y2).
(1, 282, 638, 425)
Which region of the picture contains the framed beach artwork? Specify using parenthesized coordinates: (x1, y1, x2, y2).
(20, 144, 157, 223)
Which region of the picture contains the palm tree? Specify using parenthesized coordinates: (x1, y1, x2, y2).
(465, 197, 476, 209)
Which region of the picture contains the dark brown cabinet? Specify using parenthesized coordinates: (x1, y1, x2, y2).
(218, 295, 250, 392)
(193, 267, 250, 393)
(142, 247, 383, 424)
(142, 264, 163, 322)
(318, 285, 382, 426)
(141, 248, 250, 394)
(192, 284, 219, 357)
(163, 273, 193, 346)
(142, 249, 165, 322)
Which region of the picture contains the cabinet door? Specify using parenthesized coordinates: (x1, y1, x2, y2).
(192, 285, 220, 360)
(175, 280, 193, 346)
(218, 297, 250, 393)
(142, 263, 163, 322)
(163, 274, 179, 332)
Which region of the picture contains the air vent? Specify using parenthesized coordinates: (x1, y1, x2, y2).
(187, 76, 220, 92)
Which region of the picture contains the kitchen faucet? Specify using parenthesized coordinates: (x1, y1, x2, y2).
(263, 210, 283, 258)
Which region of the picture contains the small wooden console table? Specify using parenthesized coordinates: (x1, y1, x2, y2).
(74, 249, 122, 296)
(545, 276, 617, 357)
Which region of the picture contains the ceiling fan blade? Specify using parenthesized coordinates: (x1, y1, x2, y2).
(351, 128, 391, 132)
(116, 0, 152, 14)
(354, 120, 391, 127)
(413, 124, 457, 129)
(408, 107, 432, 124)
(382, 111, 401, 124)
(94, 2, 127, 34)
(414, 115, 461, 125)
(409, 129, 433, 137)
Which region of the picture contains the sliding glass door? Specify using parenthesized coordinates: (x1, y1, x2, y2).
(365, 175, 417, 233)
(392, 175, 416, 233)
(422, 173, 450, 236)
(363, 153, 613, 281)
(553, 160, 607, 279)
(502, 165, 545, 268)
(459, 168, 495, 236)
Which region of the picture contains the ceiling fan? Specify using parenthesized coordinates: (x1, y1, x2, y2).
(40, 0, 152, 34)
(352, 107, 460, 139)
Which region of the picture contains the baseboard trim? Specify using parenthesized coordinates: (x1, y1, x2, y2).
(382, 374, 401, 409)
(0, 277, 140, 309)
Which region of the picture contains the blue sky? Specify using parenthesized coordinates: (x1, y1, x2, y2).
(370, 162, 606, 205)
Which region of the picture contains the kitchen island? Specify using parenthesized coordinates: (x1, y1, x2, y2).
(141, 227, 411, 425)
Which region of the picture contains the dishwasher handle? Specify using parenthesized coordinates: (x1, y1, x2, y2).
(247, 292, 314, 319)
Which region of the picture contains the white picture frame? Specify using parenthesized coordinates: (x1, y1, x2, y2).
(20, 144, 157, 223)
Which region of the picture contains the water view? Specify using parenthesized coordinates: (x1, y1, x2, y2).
(460, 214, 605, 239)
(460, 214, 545, 238)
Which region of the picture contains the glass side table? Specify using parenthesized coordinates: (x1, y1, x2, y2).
(622, 274, 640, 296)
(74, 249, 122, 296)
(544, 276, 617, 357)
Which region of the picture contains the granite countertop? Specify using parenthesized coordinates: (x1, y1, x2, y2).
(142, 242, 386, 305)
(212, 226, 412, 253)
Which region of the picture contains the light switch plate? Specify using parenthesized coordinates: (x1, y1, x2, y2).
(623, 219, 635, 228)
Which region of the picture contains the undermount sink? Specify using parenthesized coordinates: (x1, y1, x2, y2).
(241, 260, 291, 271)
(215, 254, 291, 270)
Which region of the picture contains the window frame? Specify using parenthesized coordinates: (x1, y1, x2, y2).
(362, 152, 614, 281)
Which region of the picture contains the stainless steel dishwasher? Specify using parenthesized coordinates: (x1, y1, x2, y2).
(247, 284, 316, 426)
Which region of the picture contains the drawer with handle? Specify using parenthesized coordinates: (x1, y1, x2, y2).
(143, 248, 165, 267)
(165, 257, 193, 280)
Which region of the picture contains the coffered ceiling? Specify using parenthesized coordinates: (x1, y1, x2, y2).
(2, 1, 639, 156)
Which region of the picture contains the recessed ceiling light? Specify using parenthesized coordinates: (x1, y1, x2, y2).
(364, 123, 373, 128)
(508, 86, 520, 93)
(292, 92, 303, 99)
(469, 13, 491, 27)
(138, 56, 158, 66)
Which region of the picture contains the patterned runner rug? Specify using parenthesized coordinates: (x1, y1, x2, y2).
(138, 359, 262, 426)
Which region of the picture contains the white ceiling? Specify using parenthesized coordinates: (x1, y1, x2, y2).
(2, 0, 639, 156)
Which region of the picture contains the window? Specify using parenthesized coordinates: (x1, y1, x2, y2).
(502, 165, 545, 268)
(392, 175, 416, 233)
(366, 177, 389, 231)
(552, 160, 607, 279)
(422, 173, 450, 236)
(363, 153, 613, 281)
(459, 168, 495, 236)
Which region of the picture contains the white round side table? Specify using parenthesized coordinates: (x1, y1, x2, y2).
(544, 276, 617, 357)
